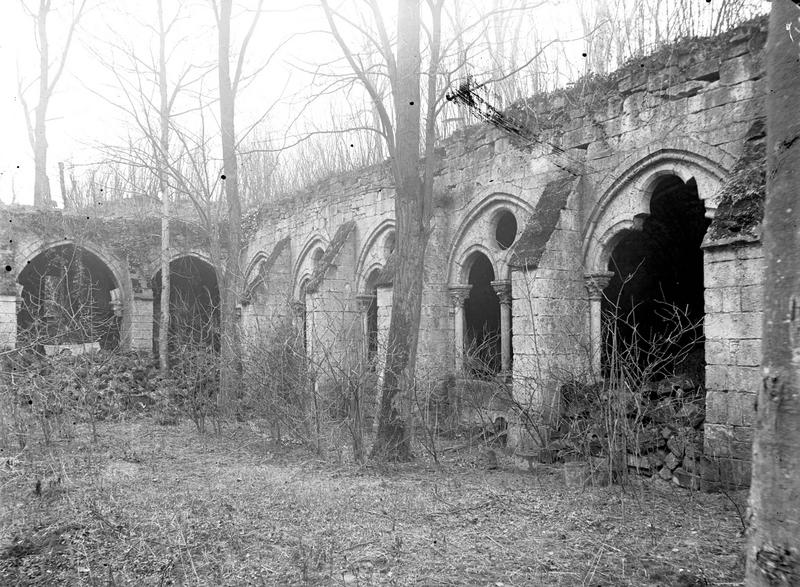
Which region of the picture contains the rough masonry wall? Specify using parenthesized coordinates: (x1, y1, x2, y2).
(0, 18, 771, 473)
(241, 18, 769, 465)
(703, 242, 764, 486)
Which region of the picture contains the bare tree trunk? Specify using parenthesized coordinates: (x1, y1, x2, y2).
(58, 161, 67, 207)
(158, 0, 171, 375)
(745, 1, 800, 584)
(216, 0, 243, 410)
(20, 0, 85, 207)
(371, 0, 424, 461)
(34, 0, 52, 207)
(159, 191, 171, 373)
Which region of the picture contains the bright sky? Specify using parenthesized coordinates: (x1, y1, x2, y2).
(0, 0, 767, 207)
(0, 0, 336, 206)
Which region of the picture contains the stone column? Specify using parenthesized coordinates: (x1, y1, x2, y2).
(129, 291, 154, 352)
(584, 271, 614, 375)
(0, 295, 18, 348)
(448, 284, 472, 373)
(291, 299, 306, 346)
(491, 279, 513, 380)
(355, 293, 376, 363)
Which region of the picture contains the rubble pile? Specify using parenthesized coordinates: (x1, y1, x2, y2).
(549, 377, 718, 490)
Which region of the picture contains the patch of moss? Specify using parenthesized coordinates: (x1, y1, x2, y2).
(705, 120, 765, 245)
(510, 175, 576, 270)
(305, 221, 356, 294)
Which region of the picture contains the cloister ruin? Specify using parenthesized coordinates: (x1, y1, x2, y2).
(0, 18, 768, 486)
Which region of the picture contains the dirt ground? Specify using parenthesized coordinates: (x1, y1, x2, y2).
(0, 419, 747, 586)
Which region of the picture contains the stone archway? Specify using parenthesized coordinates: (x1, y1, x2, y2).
(17, 243, 124, 351)
(152, 255, 220, 358)
(463, 251, 501, 379)
(583, 150, 727, 377)
(601, 175, 710, 381)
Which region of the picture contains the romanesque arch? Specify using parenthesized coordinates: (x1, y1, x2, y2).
(447, 189, 533, 285)
(355, 220, 395, 367)
(355, 219, 395, 293)
(244, 250, 271, 297)
(447, 190, 530, 378)
(151, 253, 220, 357)
(292, 234, 328, 301)
(16, 239, 129, 351)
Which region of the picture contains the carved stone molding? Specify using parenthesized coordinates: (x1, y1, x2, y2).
(448, 284, 472, 309)
(355, 293, 377, 312)
(584, 271, 615, 300)
(290, 300, 305, 317)
(490, 280, 512, 305)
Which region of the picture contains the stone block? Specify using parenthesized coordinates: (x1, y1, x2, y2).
(704, 259, 737, 287)
(720, 53, 764, 86)
(705, 423, 754, 462)
(704, 423, 733, 457)
(728, 392, 757, 427)
(707, 365, 761, 393)
(704, 312, 763, 341)
(704, 338, 730, 366)
(704, 288, 723, 313)
(721, 287, 741, 312)
(686, 59, 721, 82)
(705, 247, 738, 263)
(705, 390, 729, 424)
(735, 245, 763, 260)
(735, 338, 761, 367)
(740, 285, 763, 312)
(703, 456, 751, 489)
(737, 258, 765, 286)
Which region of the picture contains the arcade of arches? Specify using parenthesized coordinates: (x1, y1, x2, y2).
(0, 18, 771, 486)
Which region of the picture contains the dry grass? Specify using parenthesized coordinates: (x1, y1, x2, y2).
(1, 418, 746, 586)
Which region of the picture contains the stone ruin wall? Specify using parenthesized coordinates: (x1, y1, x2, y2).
(243, 17, 768, 485)
(0, 17, 771, 485)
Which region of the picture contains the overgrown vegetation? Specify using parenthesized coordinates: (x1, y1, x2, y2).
(0, 418, 748, 586)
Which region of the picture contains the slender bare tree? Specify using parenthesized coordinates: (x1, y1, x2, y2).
(745, 0, 800, 584)
(211, 0, 264, 408)
(321, 0, 445, 460)
(17, 0, 88, 207)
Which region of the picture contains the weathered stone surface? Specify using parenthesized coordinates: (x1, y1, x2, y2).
(0, 17, 776, 485)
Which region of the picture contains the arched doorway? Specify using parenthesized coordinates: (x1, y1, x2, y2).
(152, 255, 220, 359)
(17, 244, 121, 350)
(464, 253, 501, 378)
(601, 176, 710, 381)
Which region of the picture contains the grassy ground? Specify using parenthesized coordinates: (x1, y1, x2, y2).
(1, 418, 747, 586)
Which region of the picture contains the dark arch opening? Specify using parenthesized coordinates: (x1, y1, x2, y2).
(152, 256, 220, 360)
(601, 176, 710, 383)
(464, 253, 500, 378)
(495, 210, 518, 250)
(17, 244, 121, 351)
(364, 269, 381, 366)
(299, 277, 310, 355)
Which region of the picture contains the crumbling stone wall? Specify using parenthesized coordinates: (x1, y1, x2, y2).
(241, 17, 769, 482)
(0, 17, 774, 485)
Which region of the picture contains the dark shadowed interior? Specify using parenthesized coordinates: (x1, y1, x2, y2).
(601, 176, 710, 381)
(464, 253, 501, 378)
(152, 256, 220, 358)
(17, 244, 120, 350)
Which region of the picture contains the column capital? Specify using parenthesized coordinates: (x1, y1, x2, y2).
(355, 293, 376, 312)
(290, 299, 305, 317)
(584, 271, 614, 300)
(448, 284, 472, 308)
(490, 279, 512, 305)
